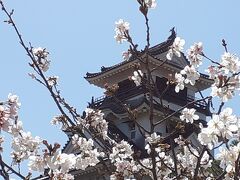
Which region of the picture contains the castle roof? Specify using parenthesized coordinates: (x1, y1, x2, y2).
(84, 29, 212, 91)
(85, 28, 178, 79)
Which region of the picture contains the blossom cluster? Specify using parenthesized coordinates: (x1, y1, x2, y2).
(187, 42, 203, 68)
(206, 52, 240, 102)
(0, 95, 43, 169)
(32, 47, 50, 72)
(216, 143, 240, 177)
(0, 94, 106, 179)
(47, 76, 59, 87)
(166, 37, 185, 61)
(71, 134, 103, 170)
(12, 131, 41, 163)
(198, 107, 238, 149)
(0, 94, 20, 133)
(78, 108, 108, 139)
(197, 107, 240, 178)
(110, 140, 138, 179)
(26, 137, 105, 180)
(174, 65, 200, 93)
(28, 135, 103, 179)
(143, 133, 174, 179)
(122, 50, 131, 61)
(114, 19, 130, 43)
(170, 40, 202, 93)
(176, 145, 212, 177)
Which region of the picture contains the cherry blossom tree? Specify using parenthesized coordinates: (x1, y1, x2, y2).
(0, 0, 240, 179)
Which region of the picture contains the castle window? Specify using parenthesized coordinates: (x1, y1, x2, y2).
(130, 131, 136, 139)
(118, 79, 135, 92)
(128, 121, 136, 139)
(156, 76, 187, 105)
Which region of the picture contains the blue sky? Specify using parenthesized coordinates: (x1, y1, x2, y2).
(1, 0, 240, 176)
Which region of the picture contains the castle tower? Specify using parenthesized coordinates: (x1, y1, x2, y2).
(84, 30, 212, 149)
(62, 30, 212, 179)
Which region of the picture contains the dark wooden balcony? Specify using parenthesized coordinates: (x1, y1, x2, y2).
(90, 85, 210, 115)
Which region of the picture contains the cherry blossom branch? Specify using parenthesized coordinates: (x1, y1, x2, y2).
(0, 155, 25, 180)
(222, 39, 228, 53)
(234, 152, 240, 180)
(217, 102, 225, 114)
(0, 1, 75, 127)
(185, 143, 199, 159)
(144, 14, 150, 48)
(1, 1, 112, 152)
(145, 57, 155, 133)
(154, 96, 211, 126)
(0, 157, 9, 180)
(201, 53, 221, 66)
(193, 146, 207, 179)
(150, 149, 158, 180)
(170, 138, 179, 179)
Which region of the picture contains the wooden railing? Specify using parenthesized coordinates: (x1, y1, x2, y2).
(91, 85, 209, 113)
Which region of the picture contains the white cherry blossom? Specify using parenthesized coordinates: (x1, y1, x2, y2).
(0, 105, 10, 132)
(181, 65, 200, 85)
(187, 42, 203, 68)
(32, 47, 50, 72)
(174, 135, 185, 146)
(8, 94, 21, 108)
(199, 107, 238, 151)
(82, 108, 108, 139)
(9, 120, 23, 136)
(166, 37, 185, 60)
(211, 86, 234, 102)
(114, 19, 130, 43)
(32, 47, 49, 59)
(198, 127, 218, 149)
(8, 93, 21, 118)
(180, 108, 199, 123)
(46, 151, 76, 173)
(207, 115, 224, 134)
(11, 131, 42, 162)
(75, 149, 100, 170)
(110, 140, 133, 161)
(216, 147, 236, 173)
(144, 0, 157, 9)
(174, 73, 185, 93)
(52, 172, 74, 180)
(219, 108, 238, 139)
(221, 52, 240, 74)
(70, 136, 102, 170)
(146, 132, 161, 144)
(47, 76, 59, 87)
(28, 155, 46, 172)
(122, 51, 131, 61)
(72, 135, 94, 152)
(205, 66, 220, 79)
(131, 70, 143, 86)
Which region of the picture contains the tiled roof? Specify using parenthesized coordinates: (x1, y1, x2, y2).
(85, 28, 180, 79)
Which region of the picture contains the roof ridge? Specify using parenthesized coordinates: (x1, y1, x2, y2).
(85, 28, 176, 79)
